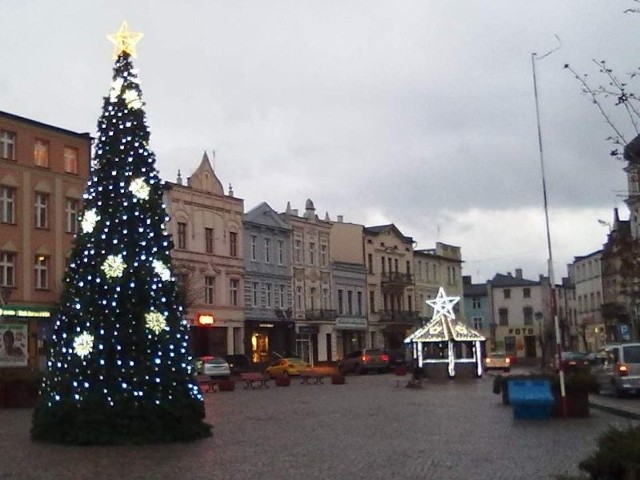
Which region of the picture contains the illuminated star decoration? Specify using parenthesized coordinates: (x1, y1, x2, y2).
(81, 209, 100, 234)
(73, 331, 94, 358)
(145, 311, 167, 334)
(129, 178, 150, 199)
(107, 21, 143, 59)
(426, 287, 460, 321)
(101, 254, 126, 279)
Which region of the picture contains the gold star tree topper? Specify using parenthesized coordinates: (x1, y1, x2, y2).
(107, 21, 143, 58)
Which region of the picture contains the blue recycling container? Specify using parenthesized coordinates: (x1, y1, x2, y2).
(507, 379, 554, 420)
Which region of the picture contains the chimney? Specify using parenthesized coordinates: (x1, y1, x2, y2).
(176, 169, 183, 185)
(463, 275, 472, 286)
(337, 215, 344, 223)
(515, 268, 523, 279)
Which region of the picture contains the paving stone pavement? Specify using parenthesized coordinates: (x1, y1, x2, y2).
(0, 373, 638, 480)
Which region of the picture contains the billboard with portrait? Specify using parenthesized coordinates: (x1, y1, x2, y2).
(0, 324, 28, 367)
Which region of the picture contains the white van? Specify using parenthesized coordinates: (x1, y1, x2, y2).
(592, 343, 640, 397)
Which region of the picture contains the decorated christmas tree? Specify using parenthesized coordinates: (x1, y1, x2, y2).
(31, 22, 211, 445)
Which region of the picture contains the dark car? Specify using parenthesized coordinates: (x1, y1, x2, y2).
(338, 349, 390, 375)
(384, 349, 409, 370)
(560, 351, 590, 372)
(224, 354, 251, 375)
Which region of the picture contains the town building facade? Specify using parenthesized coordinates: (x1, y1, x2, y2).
(568, 250, 604, 352)
(0, 111, 91, 369)
(163, 152, 245, 358)
(243, 202, 294, 364)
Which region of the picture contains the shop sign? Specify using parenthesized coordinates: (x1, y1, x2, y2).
(298, 326, 318, 334)
(507, 328, 535, 336)
(197, 314, 215, 325)
(336, 318, 366, 329)
(0, 306, 51, 319)
(258, 323, 274, 328)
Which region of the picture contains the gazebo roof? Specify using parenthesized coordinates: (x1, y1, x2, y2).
(404, 315, 485, 343)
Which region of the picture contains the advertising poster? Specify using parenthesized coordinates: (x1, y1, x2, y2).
(0, 324, 28, 367)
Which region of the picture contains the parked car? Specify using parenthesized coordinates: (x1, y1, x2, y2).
(196, 356, 231, 380)
(484, 352, 511, 372)
(265, 357, 311, 378)
(338, 349, 390, 375)
(592, 343, 640, 397)
(224, 354, 251, 375)
(559, 351, 590, 372)
(384, 349, 409, 370)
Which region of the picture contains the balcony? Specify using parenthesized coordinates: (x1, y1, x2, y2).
(378, 310, 419, 324)
(381, 272, 414, 290)
(305, 309, 338, 322)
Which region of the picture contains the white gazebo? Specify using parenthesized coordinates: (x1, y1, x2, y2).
(404, 287, 485, 378)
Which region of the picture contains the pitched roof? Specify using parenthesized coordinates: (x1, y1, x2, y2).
(489, 273, 539, 287)
(404, 316, 485, 343)
(363, 224, 413, 244)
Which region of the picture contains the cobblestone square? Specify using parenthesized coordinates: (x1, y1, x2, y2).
(1, 373, 637, 480)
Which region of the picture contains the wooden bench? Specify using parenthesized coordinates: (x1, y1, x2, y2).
(240, 372, 269, 389)
(300, 371, 325, 385)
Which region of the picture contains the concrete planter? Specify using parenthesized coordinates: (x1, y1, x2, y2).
(218, 379, 236, 392)
(275, 376, 291, 387)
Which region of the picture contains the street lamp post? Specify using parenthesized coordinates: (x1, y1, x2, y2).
(532, 37, 567, 417)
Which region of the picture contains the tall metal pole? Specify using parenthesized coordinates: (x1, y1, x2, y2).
(531, 37, 567, 417)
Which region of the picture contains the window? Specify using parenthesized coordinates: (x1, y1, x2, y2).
(381, 256, 386, 274)
(368, 253, 373, 274)
(338, 289, 344, 315)
(322, 287, 329, 309)
(265, 283, 273, 307)
(229, 279, 239, 305)
(251, 282, 259, 306)
(473, 317, 483, 330)
(64, 146, 78, 174)
(308, 242, 315, 265)
(296, 286, 302, 310)
(34, 192, 49, 229)
(498, 307, 509, 326)
(357, 291, 363, 316)
(65, 198, 79, 233)
(264, 238, 271, 263)
(229, 232, 238, 257)
(34, 255, 49, 289)
(503, 289, 511, 299)
(472, 297, 481, 309)
(0, 130, 16, 159)
(177, 222, 186, 249)
(250, 235, 257, 261)
(523, 307, 533, 326)
(0, 251, 15, 287)
(204, 276, 215, 304)
(0, 186, 16, 224)
(294, 240, 301, 263)
(309, 287, 316, 310)
(278, 240, 284, 265)
(369, 291, 375, 313)
(278, 285, 286, 308)
(406, 260, 411, 274)
(34, 139, 49, 167)
(205, 228, 214, 253)
(394, 258, 398, 272)
(523, 288, 531, 299)
(320, 244, 327, 267)
(347, 290, 353, 315)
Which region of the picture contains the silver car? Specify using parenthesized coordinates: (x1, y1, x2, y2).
(198, 356, 231, 380)
(592, 343, 640, 397)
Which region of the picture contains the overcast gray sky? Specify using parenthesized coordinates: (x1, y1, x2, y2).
(2, 0, 637, 283)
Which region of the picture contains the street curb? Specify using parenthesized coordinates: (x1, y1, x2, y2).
(589, 402, 640, 420)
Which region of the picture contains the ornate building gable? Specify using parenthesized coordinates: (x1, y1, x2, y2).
(186, 151, 224, 195)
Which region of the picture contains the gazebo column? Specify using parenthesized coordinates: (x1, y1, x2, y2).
(475, 340, 483, 377)
(447, 341, 455, 377)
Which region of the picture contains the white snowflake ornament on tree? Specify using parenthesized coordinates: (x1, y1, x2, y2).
(129, 178, 150, 200)
(153, 260, 171, 281)
(109, 77, 124, 102)
(74, 331, 94, 358)
(123, 89, 142, 109)
(81, 209, 100, 234)
(145, 310, 167, 334)
(101, 254, 126, 278)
